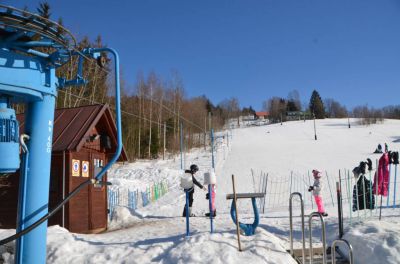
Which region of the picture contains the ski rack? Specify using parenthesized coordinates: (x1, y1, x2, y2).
(288, 192, 354, 264)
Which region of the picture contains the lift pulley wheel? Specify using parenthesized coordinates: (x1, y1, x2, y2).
(0, 4, 77, 50)
(97, 55, 107, 68)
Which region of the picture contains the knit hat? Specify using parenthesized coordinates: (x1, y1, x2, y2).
(312, 169, 322, 178)
(352, 166, 361, 178)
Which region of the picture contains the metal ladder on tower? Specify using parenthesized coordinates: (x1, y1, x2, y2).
(288, 192, 354, 264)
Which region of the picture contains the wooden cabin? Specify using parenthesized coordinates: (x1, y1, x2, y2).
(0, 104, 127, 233)
(254, 111, 269, 120)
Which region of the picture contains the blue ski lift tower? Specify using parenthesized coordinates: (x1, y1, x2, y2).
(0, 5, 122, 263)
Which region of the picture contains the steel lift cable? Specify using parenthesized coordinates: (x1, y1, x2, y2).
(57, 89, 175, 129)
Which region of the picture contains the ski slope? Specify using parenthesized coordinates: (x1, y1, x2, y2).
(1, 118, 400, 263)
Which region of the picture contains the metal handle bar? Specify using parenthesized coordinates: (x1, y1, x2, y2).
(331, 239, 353, 264)
(289, 192, 306, 263)
(309, 212, 327, 264)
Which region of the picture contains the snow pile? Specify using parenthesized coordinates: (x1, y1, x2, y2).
(344, 219, 400, 264)
(108, 206, 143, 231)
(161, 228, 297, 264)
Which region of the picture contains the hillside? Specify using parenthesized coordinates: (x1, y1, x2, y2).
(1, 118, 400, 263)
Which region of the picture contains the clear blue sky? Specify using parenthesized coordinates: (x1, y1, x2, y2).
(6, 0, 400, 110)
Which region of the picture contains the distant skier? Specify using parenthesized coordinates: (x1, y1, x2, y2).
(182, 164, 207, 217)
(308, 169, 328, 217)
(373, 144, 383, 154)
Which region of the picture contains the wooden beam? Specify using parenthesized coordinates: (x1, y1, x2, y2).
(232, 174, 242, 252)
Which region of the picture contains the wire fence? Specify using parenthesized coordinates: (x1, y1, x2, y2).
(338, 165, 400, 226)
(108, 180, 169, 219)
(256, 161, 400, 226)
(107, 128, 233, 221)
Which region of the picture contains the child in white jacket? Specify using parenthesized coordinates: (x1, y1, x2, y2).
(308, 169, 328, 217)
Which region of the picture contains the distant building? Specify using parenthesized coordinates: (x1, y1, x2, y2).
(255, 111, 269, 120)
(239, 115, 255, 122)
(286, 111, 311, 121)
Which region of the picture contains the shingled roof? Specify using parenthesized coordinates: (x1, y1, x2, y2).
(17, 104, 127, 161)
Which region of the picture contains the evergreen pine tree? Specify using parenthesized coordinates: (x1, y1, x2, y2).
(309, 90, 325, 119)
(37, 2, 51, 19)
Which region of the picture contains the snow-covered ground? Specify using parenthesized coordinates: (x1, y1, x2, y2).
(1, 118, 400, 263)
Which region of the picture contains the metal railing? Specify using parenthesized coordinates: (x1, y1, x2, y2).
(331, 239, 354, 264)
(308, 212, 327, 264)
(289, 192, 306, 263)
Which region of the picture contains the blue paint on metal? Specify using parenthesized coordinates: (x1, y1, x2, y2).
(0, 7, 123, 263)
(15, 140, 29, 263)
(0, 49, 57, 102)
(141, 191, 150, 207)
(211, 129, 215, 169)
(16, 95, 56, 263)
(0, 97, 19, 174)
(230, 197, 260, 236)
(58, 53, 88, 88)
(86, 48, 123, 181)
(0, 44, 58, 263)
(208, 185, 213, 233)
(185, 190, 190, 236)
(180, 122, 183, 170)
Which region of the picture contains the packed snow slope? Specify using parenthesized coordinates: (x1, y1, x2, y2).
(217, 118, 400, 213)
(1, 118, 400, 263)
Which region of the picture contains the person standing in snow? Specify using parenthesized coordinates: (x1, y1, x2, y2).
(182, 164, 207, 217)
(308, 169, 328, 217)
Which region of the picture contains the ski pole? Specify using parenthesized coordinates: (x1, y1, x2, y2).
(302, 173, 306, 207)
(387, 164, 391, 207)
(308, 171, 313, 210)
(379, 192, 383, 221)
(375, 159, 379, 215)
(394, 164, 398, 209)
(336, 181, 343, 238)
(208, 184, 213, 233)
(354, 174, 360, 222)
(185, 190, 190, 236)
(346, 170, 352, 226)
(338, 170, 344, 238)
(362, 174, 367, 219)
(369, 169, 372, 217)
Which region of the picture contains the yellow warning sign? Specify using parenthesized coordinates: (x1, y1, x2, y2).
(82, 161, 89, 178)
(72, 159, 80, 177)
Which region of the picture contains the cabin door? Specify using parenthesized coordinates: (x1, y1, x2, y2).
(89, 153, 107, 231)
